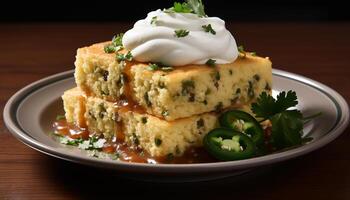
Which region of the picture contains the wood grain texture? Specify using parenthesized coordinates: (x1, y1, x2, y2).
(1, 22, 349, 200)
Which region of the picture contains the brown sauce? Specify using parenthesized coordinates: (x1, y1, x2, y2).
(114, 60, 146, 114)
(53, 120, 89, 140)
(53, 119, 216, 164)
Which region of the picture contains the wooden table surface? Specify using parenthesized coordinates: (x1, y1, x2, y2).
(0, 22, 349, 200)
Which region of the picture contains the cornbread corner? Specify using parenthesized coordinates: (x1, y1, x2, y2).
(74, 42, 272, 120)
(62, 88, 86, 128)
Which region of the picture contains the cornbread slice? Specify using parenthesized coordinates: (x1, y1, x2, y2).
(62, 88, 219, 157)
(75, 42, 272, 120)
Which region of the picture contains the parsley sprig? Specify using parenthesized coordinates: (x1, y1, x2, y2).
(57, 134, 106, 150)
(56, 115, 65, 120)
(174, 29, 190, 37)
(147, 63, 174, 71)
(104, 33, 124, 53)
(205, 59, 216, 67)
(116, 51, 133, 62)
(151, 16, 158, 25)
(165, 0, 206, 17)
(238, 45, 257, 57)
(186, 0, 206, 17)
(252, 91, 298, 120)
(252, 91, 319, 149)
(172, 2, 193, 13)
(202, 24, 216, 35)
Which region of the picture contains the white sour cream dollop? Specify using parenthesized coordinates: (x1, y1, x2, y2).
(122, 9, 238, 66)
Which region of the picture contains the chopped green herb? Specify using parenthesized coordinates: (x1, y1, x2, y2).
(197, 118, 205, 128)
(148, 63, 159, 70)
(186, 0, 206, 17)
(205, 88, 211, 95)
(174, 29, 189, 38)
(101, 88, 109, 96)
(104, 44, 117, 53)
(162, 110, 169, 116)
(116, 51, 133, 62)
(59, 137, 83, 146)
(111, 152, 120, 160)
(141, 117, 148, 124)
(164, 0, 206, 17)
(144, 93, 152, 107)
(56, 115, 65, 120)
(215, 71, 220, 81)
(238, 45, 257, 58)
(181, 80, 195, 95)
(211, 70, 220, 89)
(155, 138, 162, 146)
(238, 45, 245, 53)
(166, 153, 175, 161)
(116, 53, 124, 61)
(229, 69, 233, 75)
(90, 135, 99, 144)
(174, 2, 193, 13)
(215, 102, 223, 112)
(253, 74, 260, 81)
(147, 63, 174, 72)
(236, 88, 241, 94)
(125, 51, 133, 61)
(202, 24, 216, 35)
(104, 33, 124, 53)
(164, 2, 193, 13)
(112, 33, 123, 47)
(248, 81, 255, 98)
(151, 16, 158, 25)
(132, 133, 140, 145)
(205, 59, 216, 67)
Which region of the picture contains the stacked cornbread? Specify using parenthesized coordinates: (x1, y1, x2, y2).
(62, 7, 272, 158)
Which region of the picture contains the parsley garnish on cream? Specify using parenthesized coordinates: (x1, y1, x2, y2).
(174, 29, 190, 37)
(164, 0, 206, 17)
(104, 33, 124, 53)
(202, 24, 216, 35)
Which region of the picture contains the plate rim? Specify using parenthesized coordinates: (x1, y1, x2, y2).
(3, 69, 350, 173)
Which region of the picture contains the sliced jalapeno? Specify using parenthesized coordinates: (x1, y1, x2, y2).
(203, 128, 256, 161)
(219, 110, 264, 146)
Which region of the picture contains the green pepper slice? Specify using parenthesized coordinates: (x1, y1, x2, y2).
(219, 110, 264, 146)
(203, 128, 256, 161)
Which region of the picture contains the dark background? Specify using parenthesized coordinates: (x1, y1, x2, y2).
(1, 0, 349, 22)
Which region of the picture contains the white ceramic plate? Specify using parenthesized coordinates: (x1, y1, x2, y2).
(3, 69, 349, 181)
